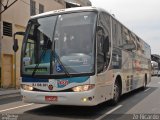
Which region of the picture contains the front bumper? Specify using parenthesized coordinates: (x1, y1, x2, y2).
(21, 89, 98, 106)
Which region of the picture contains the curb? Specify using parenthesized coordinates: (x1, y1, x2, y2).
(0, 92, 21, 100)
(0, 89, 21, 100)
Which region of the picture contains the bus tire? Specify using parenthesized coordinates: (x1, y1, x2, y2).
(142, 74, 147, 90)
(110, 80, 121, 105)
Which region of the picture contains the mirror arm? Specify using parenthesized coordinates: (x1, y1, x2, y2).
(13, 32, 25, 41)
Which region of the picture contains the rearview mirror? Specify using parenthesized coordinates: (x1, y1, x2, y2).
(13, 39, 19, 52)
(13, 32, 25, 52)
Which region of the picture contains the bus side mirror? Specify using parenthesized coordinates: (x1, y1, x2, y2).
(13, 32, 25, 52)
(13, 39, 19, 52)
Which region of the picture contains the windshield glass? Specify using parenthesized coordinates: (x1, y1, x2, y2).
(22, 12, 97, 76)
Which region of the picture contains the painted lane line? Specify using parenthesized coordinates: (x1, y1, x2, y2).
(144, 88, 151, 92)
(95, 105, 122, 120)
(0, 103, 34, 113)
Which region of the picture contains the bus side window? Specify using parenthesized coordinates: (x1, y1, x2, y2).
(97, 26, 105, 73)
(122, 27, 136, 52)
(97, 12, 111, 73)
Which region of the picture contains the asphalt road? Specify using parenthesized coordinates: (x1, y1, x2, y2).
(0, 77, 160, 120)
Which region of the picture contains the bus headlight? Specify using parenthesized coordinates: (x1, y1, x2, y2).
(21, 84, 33, 91)
(72, 84, 95, 92)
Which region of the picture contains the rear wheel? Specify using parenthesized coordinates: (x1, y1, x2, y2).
(110, 81, 121, 105)
(142, 75, 147, 90)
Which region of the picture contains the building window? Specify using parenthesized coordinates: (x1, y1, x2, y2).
(30, 0, 36, 16)
(3, 21, 12, 37)
(39, 4, 44, 14)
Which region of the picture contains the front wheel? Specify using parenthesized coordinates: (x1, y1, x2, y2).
(110, 81, 121, 105)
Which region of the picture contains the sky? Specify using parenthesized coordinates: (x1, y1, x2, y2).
(90, 0, 160, 55)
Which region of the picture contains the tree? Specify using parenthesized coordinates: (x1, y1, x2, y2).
(0, 0, 18, 14)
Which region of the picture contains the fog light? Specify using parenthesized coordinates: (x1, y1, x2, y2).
(82, 98, 87, 102)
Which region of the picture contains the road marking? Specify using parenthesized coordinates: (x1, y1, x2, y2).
(0, 103, 34, 113)
(144, 88, 151, 92)
(95, 105, 122, 120)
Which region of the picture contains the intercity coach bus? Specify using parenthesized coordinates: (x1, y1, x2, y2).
(18, 7, 151, 106)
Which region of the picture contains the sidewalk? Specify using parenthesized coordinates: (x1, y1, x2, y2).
(0, 88, 20, 99)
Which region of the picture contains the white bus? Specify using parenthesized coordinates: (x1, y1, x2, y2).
(18, 7, 151, 106)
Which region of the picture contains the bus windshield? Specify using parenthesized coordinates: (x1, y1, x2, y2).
(22, 12, 97, 77)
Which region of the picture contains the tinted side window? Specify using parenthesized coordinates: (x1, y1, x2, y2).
(112, 19, 117, 47)
(112, 19, 123, 48)
(122, 27, 136, 51)
(97, 12, 111, 73)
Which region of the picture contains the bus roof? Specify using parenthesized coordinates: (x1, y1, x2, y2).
(31, 6, 105, 19)
(30, 6, 150, 49)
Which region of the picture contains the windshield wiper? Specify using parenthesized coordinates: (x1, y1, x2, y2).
(32, 48, 47, 77)
(51, 50, 71, 77)
(50, 15, 71, 77)
(32, 38, 51, 77)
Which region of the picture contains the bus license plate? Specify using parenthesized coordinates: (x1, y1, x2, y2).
(45, 96, 58, 102)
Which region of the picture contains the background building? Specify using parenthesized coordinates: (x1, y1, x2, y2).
(0, 0, 91, 88)
(65, 0, 91, 7)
